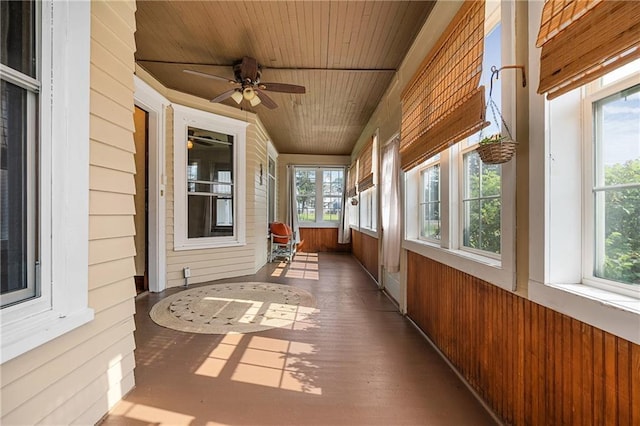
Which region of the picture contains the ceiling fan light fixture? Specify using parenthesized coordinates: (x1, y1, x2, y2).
(243, 87, 256, 101)
(231, 90, 243, 104)
(249, 96, 261, 107)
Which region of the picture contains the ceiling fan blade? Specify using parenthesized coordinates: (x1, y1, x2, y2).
(241, 56, 259, 81)
(259, 82, 306, 94)
(183, 69, 236, 84)
(210, 89, 237, 104)
(255, 90, 278, 109)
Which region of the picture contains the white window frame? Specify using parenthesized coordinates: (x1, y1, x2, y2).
(527, 1, 639, 345)
(418, 156, 441, 244)
(459, 144, 502, 260)
(403, 0, 516, 291)
(0, 0, 93, 363)
(583, 75, 640, 296)
(267, 141, 278, 232)
(296, 166, 345, 228)
(173, 104, 248, 250)
(359, 187, 377, 233)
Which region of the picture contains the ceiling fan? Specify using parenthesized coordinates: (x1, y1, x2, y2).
(183, 56, 306, 109)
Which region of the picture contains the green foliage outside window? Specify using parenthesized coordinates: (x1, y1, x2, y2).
(599, 159, 640, 284)
(463, 151, 501, 254)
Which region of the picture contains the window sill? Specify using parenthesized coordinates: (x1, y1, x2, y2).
(529, 280, 640, 344)
(174, 239, 246, 251)
(1, 307, 94, 364)
(404, 238, 514, 291)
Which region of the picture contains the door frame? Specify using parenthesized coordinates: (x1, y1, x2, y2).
(134, 76, 168, 293)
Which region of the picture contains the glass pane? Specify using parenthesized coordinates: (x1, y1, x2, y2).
(594, 188, 640, 284)
(463, 199, 481, 249)
(323, 196, 341, 221)
(1, 80, 36, 304)
(421, 202, 440, 240)
(322, 169, 343, 196)
(0, 1, 36, 77)
(479, 198, 501, 254)
(268, 157, 275, 176)
(593, 85, 640, 284)
(186, 127, 234, 238)
(595, 84, 640, 186)
(464, 151, 482, 199)
(296, 169, 316, 222)
(216, 198, 233, 226)
(481, 163, 501, 197)
(268, 176, 275, 225)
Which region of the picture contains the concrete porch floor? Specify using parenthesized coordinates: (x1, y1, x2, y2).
(99, 253, 497, 425)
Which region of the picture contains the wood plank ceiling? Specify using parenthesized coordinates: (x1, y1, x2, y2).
(134, 1, 435, 155)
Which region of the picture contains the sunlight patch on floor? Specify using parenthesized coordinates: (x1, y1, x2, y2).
(195, 335, 322, 395)
(285, 252, 320, 280)
(108, 401, 196, 425)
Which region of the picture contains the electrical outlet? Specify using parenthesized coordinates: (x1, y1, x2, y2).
(183, 267, 191, 278)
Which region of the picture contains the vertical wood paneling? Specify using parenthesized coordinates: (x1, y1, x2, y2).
(298, 227, 351, 253)
(351, 230, 378, 281)
(406, 251, 640, 426)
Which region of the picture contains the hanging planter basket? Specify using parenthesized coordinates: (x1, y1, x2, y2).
(476, 134, 517, 164)
(475, 65, 523, 165)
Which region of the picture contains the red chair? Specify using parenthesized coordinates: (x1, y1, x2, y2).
(269, 222, 296, 262)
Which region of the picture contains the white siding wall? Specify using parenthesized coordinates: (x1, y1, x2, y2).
(157, 91, 272, 288)
(0, 1, 138, 424)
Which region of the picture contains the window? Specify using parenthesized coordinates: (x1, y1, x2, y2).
(1, 0, 93, 363)
(359, 188, 377, 231)
(528, 0, 639, 343)
(403, 1, 516, 290)
(173, 105, 247, 250)
(419, 157, 440, 242)
(589, 80, 640, 286)
(295, 167, 344, 226)
(460, 15, 502, 257)
(1, 1, 38, 307)
(267, 156, 276, 226)
(461, 149, 501, 256)
(187, 128, 234, 237)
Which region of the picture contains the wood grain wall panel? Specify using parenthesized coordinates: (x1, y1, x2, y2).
(406, 251, 640, 426)
(298, 228, 351, 253)
(351, 230, 378, 281)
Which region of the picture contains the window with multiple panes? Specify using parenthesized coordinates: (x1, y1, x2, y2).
(1, 1, 39, 307)
(403, 1, 516, 290)
(419, 156, 440, 242)
(460, 17, 502, 256)
(359, 188, 377, 231)
(186, 127, 234, 238)
(1, 0, 93, 362)
(295, 167, 344, 226)
(267, 156, 276, 225)
(461, 148, 501, 256)
(587, 69, 640, 286)
(173, 104, 247, 250)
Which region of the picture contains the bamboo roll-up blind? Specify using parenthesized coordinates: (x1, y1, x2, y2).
(537, 0, 640, 100)
(357, 136, 375, 191)
(400, 0, 486, 172)
(346, 162, 358, 197)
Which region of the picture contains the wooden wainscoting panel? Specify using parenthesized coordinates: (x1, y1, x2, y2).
(298, 227, 351, 253)
(406, 251, 640, 425)
(351, 230, 378, 281)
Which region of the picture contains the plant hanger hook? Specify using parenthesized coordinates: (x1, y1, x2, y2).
(489, 65, 527, 98)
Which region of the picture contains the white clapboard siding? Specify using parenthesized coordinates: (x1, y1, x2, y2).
(158, 94, 273, 287)
(0, 1, 139, 424)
